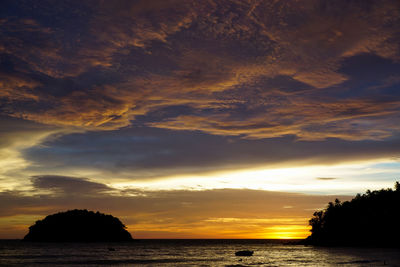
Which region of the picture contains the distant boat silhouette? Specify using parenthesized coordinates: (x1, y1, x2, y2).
(23, 209, 133, 242)
(235, 250, 254, 256)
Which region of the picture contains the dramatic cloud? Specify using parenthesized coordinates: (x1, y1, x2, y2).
(0, 116, 58, 191)
(0, 0, 399, 139)
(1, 0, 400, 239)
(22, 127, 400, 181)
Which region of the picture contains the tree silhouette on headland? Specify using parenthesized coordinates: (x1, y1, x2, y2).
(306, 182, 400, 247)
(23, 209, 133, 242)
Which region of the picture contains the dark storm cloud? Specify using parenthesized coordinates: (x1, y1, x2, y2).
(23, 127, 400, 179)
(31, 175, 112, 195)
(0, 0, 399, 140)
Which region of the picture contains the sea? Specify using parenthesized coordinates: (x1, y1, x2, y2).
(1, 239, 399, 266)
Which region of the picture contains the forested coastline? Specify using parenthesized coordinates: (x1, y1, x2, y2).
(305, 182, 400, 247)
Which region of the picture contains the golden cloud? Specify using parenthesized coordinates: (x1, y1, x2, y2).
(1, 0, 399, 140)
(0, 187, 352, 239)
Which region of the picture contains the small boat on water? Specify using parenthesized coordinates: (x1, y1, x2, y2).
(235, 250, 254, 256)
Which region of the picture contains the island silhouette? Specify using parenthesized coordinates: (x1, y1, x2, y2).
(23, 209, 133, 242)
(305, 182, 400, 247)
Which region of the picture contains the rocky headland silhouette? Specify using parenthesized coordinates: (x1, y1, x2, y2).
(23, 209, 133, 242)
(305, 182, 400, 247)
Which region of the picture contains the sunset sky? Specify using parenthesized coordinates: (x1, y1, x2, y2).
(1, 0, 400, 239)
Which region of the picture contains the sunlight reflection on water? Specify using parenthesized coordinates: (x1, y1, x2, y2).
(0, 240, 399, 266)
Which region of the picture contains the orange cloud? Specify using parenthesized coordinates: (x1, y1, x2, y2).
(19, 86, 138, 129)
(0, 73, 40, 101)
(0, 186, 352, 239)
(1, 0, 400, 141)
(148, 98, 400, 140)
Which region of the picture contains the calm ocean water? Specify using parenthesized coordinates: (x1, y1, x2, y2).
(0, 239, 399, 266)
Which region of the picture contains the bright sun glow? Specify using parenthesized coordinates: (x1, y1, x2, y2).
(263, 225, 311, 239)
(111, 158, 400, 195)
